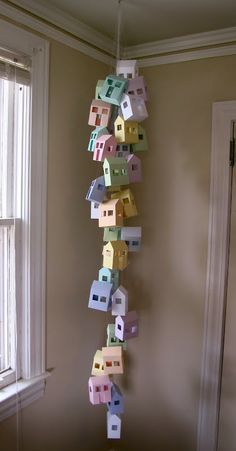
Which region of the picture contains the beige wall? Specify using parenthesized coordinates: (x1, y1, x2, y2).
(2, 30, 236, 450)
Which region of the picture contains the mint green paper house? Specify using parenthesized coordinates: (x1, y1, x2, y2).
(95, 80, 104, 100)
(88, 126, 108, 152)
(103, 227, 121, 242)
(106, 324, 127, 350)
(100, 75, 128, 106)
(103, 157, 129, 187)
(99, 267, 119, 292)
(132, 125, 148, 152)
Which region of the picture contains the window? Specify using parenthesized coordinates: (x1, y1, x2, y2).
(0, 19, 49, 422)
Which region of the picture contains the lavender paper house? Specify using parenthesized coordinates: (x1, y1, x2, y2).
(88, 99, 112, 127)
(115, 310, 138, 341)
(126, 154, 142, 183)
(88, 375, 111, 405)
(107, 383, 124, 415)
(86, 176, 106, 203)
(88, 280, 112, 312)
(93, 134, 117, 162)
(112, 285, 128, 317)
(102, 346, 124, 375)
(120, 93, 148, 122)
(107, 411, 121, 439)
(120, 226, 142, 252)
(127, 75, 148, 101)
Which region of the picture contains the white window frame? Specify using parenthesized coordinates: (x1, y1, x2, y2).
(0, 18, 49, 422)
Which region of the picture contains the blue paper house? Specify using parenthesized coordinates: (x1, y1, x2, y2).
(107, 411, 121, 439)
(99, 267, 119, 292)
(120, 226, 142, 252)
(86, 175, 107, 203)
(107, 383, 124, 415)
(88, 126, 108, 152)
(88, 280, 112, 312)
(100, 75, 128, 106)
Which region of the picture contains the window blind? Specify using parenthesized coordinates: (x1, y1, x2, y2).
(0, 47, 31, 85)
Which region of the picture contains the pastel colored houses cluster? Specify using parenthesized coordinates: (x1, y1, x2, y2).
(85, 60, 148, 440)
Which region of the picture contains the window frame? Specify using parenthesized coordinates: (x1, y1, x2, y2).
(0, 18, 49, 422)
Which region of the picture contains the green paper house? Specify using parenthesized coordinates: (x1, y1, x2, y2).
(103, 157, 129, 187)
(107, 324, 127, 350)
(103, 227, 121, 242)
(100, 75, 128, 106)
(132, 125, 148, 152)
(95, 80, 104, 100)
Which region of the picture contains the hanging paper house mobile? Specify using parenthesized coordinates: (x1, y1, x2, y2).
(85, 58, 148, 440)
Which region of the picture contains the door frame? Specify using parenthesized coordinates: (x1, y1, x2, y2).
(197, 101, 236, 451)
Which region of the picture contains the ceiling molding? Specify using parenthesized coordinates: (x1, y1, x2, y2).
(1, 0, 236, 67)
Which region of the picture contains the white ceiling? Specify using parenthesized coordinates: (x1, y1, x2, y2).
(24, 0, 236, 47)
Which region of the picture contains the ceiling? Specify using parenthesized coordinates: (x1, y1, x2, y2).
(25, 0, 236, 47)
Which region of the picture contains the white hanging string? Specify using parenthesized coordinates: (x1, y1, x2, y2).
(116, 0, 122, 62)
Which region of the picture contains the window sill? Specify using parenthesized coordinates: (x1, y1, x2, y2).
(0, 372, 51, 422)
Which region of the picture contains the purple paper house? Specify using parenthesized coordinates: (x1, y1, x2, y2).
(88, 375, 111, 405)
(115, 310, 138, 341)
(88, 99, 112, 127)
(86, 176, 107, 203)
(112, 285, 128, 317)
(107, 412, 121, 439)
(93, 134, 117, 162)
(127, 75, 148, 102)
(126, 154, 142, 183)
(120, 94, 148, 122)
(88, 280, 112, 312)
(107, 383, 124, 415)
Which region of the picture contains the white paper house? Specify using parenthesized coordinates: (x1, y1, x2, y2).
(120, 93, 148, 122)
(116, 59, 138, 79)
(120, 226, 142, 252)
(112, 285, 128, 316)
(91, 201, 100, 219)
(107, 411, 121, 439)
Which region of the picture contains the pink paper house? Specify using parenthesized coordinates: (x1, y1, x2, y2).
(88, 99, 112, 127)
(93, 134, 117, 161)
(88, 375, 111, 405)
(126, 154, 142, 183)
(102, 346, 124, 375)
(115, 311, 138, 341)
(127, 75, 148, 101)
(99, 199, 124, 228)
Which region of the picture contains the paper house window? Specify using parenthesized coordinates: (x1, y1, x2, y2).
(126, 154, 142, 183)
(103, 157, 129, 187)
(115, 310, 138, 341)
(111, 188, 138, 218)
(88, 280, 112, 312)
(102, 241, 128, 271)
(99, 199, 123, 228)
(116, 59, 138, 79)
(86, 175, 107, 204)
(93, 134, 117, 162)
(112, 285, 128, 316)
(127, 75, 148, 101)
(114, 116, 139, 144)
(121, 94, 148, 122)
(102, 346, 124, 375)
(91, 350, 105, 376)
(88, 99, 112, 127)
(99, 75, 128, 106)
(120, 227, 142, 252)
(88, 375, 111, 405)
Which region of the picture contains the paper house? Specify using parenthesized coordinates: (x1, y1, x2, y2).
(107, 412, 121, 439)
(88, 126, 108, 152)
(114, 116, 139, 144)
(99, 268, 119, 292)
(116, 59, 138, 79)
(102, 346, 124, 375)
(93, 134, 117, 162)
(116, 143, 131, 158)
(103, 227, 121, 242)
(103, 241, 128, 271)
(120, 94, 148, 122)
(99, 75, 128, 106)
(86, 176, 107, 203)
(107, 383, 124, 415)
(99, 199, 123, 228)
(103, 157, 129, 187)
(108, 105, 119, 134)
(88, 99, 112, 127)
(91, 201, 100, 219)
(112, 285, 128, 316)
(132, 125, 148, 152)
(107, 324, 127, 350)
(91, 350, 104, 376)
(111, 188, 138, 218)
(88, 375, 111, 405)
(127, 75, 148, 101)
(95, 80, 104, 100)
(88, 280, 112, 312)
(115, 310, 138, 341)
(120, 226, 142, 252)
(126, 154, 142, 183)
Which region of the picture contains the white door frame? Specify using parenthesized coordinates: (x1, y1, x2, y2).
(197, 101, 236, 451)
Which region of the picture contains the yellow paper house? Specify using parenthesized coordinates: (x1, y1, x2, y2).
(111, 188, 137, 218)
(99, 199, 124, 228)
(102, 241, 128, 271)
(114, 116, 139, 144)
(91, 349, 105, 376)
